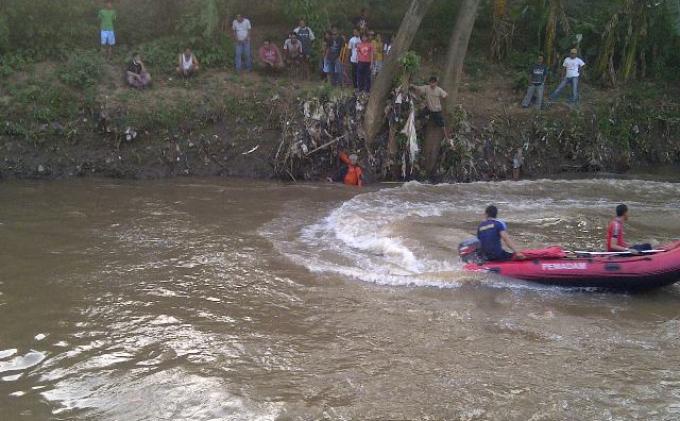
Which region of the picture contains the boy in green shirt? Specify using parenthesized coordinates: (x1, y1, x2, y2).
(98, 1, 117, 59)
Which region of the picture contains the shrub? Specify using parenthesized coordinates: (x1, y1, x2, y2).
(136, 35, 233, 75)
(0, 52, 32, 77)
(58, 51, 105, 88)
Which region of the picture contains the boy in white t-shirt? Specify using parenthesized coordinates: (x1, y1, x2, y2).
(348, 28, 361, 89)
(549, 48, 586, 104)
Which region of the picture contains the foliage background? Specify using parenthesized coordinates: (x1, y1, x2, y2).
(1, 0, 680, 82)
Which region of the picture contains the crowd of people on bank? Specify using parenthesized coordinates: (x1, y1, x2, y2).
(97, 1, 589, 186)
(98, 2, 392, 92)
(100, 1, 585, 105)
(246, 9, 392, 93)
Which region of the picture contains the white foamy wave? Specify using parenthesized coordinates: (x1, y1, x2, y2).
(267, 179, 680, 288)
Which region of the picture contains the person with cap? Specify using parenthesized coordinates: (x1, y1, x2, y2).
(549, 48, 585, 104)
(327, 152, 364, 187)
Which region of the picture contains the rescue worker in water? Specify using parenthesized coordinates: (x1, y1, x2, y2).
(477, 205, 525, 262)
(328, 152, 364, 187)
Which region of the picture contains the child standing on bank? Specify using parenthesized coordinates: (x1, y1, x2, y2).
(98, 1, 117, 60)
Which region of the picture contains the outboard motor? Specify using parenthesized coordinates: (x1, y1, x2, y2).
(458, 238, 484, 264)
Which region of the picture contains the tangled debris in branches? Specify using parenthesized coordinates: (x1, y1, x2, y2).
(272, 92, 390, 182)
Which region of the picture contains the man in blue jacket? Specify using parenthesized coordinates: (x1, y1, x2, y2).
(477, 205, 525, 262)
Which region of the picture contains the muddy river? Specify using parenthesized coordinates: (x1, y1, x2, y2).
(1, 179, 679, 420)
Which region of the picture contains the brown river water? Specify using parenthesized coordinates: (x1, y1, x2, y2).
(1, 178, 679, 420)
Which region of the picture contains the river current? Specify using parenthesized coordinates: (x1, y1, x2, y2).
(1, 178, 679, 420)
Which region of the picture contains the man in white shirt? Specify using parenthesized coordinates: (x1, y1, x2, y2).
(231, 14, 252, 72)
(549, 48, 586, 104)
(348, 28, 361, 89)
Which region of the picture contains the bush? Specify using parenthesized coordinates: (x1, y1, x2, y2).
(0, 52, 33, 77)
(58, 51, 105, 88)
(136, 35, 233, 75)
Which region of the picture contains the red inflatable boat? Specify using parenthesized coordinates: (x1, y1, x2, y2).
(460, 240, 680, 291)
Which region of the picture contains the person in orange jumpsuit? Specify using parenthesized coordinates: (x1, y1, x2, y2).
(328, 152, 364, 186)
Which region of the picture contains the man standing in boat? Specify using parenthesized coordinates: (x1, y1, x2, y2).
(607, 204, 652, 254)
(477, 206, 525, 262)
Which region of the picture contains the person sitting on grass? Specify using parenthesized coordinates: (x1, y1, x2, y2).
(176, 48, 200, 79)
(258, 40, 284, 72)
(126, 53, 152, 89)
(327, 152, 364, 187)
(283, 33, 305, 75)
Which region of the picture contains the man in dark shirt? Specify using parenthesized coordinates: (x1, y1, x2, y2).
(477, 205, 525, 262)
(126, 53, 151, 89)
(325, 26, 345, 86)
(521, 54, 548, 109)
(293, 19, 315, 58)
(353, 9, 369, 32)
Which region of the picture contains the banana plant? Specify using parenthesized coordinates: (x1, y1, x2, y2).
(490, 0, 513, 61)
(594, 0, 666, 85)
(668, 0, 680, 34)
(543, 0, 571, 67)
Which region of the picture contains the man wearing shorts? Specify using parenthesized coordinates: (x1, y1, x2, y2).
(98, 1, 117, 59)
(412, 76, 451, 139)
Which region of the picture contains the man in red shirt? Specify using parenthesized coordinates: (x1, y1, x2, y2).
(258, 40, 283, 72)
(328, 152, 364, 187)
(606, 204, 651, 253)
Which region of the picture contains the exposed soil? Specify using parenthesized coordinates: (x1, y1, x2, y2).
(2, 61, 679, 182)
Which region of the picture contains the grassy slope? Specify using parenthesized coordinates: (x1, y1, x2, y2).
(1, 52, 679, 180)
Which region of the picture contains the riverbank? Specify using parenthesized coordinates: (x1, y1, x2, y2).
(2, 56, 680, 181)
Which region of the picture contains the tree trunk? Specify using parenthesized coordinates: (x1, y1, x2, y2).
(422, 120, 442, 177)
(442, 0, 482, 110)
(387, 126, 401, 179)
(365, 0, 436, 145)
(416, 0, 480, 179)
(544, 0, 558, 67)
